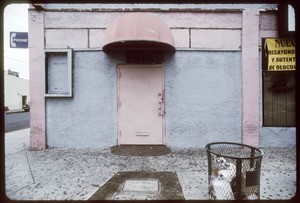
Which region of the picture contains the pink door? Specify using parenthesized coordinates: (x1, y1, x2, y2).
(118, 65, 165, 145)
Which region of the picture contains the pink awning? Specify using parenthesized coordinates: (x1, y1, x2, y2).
(103, 13, 175, 51)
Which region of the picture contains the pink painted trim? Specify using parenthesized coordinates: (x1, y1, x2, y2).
(29, 10, 46, 149)
(241, 9, 260, 147)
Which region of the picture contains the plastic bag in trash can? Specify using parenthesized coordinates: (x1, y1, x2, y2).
(210, 157, 237, 200)
(210, 177, 235, 199)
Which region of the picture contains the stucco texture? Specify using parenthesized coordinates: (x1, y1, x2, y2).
(46, 51, 117, 148)
(260, 127, 296, 147)
(45, 50, 294, 149)
(164, 51, 242, 148)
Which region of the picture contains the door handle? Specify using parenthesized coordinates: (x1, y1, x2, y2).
(158, 92, 165, 116)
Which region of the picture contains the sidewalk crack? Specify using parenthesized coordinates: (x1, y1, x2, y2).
(23, 143, 35, 184)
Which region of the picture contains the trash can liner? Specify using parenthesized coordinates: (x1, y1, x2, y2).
(211, 178, 235, 200)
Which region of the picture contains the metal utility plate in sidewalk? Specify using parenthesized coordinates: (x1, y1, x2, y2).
(123, 179, 159, 192)
(89, 171, 185, 200)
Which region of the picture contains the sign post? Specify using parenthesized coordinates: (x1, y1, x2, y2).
(10, 32, 28, 48)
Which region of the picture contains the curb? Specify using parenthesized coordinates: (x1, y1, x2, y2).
(5, 110, 27, 114)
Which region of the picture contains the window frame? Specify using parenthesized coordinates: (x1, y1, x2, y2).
(261, 38, 295, 127)
(44, 49, 73, 97)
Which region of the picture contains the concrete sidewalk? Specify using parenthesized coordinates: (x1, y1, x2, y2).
(4, 128, 296, 200)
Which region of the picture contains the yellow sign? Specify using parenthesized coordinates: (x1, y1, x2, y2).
(266, 38, 296, 71)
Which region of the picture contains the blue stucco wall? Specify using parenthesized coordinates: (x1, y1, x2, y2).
(46, 51, 117, 148)
(46, 50, 242, 148)
(260, 127, 296, 147)
(45, 50, 295, 148)
(164, 51, 242, 148)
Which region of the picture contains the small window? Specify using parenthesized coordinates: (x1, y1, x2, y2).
(262, 38, 295, 127)
(44, 49, 73, 97)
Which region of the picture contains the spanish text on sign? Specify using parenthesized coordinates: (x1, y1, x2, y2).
(266, 38, 296, 71)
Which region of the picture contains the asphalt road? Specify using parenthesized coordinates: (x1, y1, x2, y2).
(5, 112, 30, 133)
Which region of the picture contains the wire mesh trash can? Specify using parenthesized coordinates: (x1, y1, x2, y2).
(205, 142, 264, 200)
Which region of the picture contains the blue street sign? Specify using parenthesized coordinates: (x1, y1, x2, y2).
(10, 32, 28, 48)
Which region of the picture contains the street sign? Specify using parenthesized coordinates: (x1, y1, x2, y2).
(10, 32, 28, 48)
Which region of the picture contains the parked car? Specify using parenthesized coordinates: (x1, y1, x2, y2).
(23, 104, 30, 112)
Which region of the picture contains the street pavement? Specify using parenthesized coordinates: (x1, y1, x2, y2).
(4, 111, 30, 132)
(4, 128, 297, 200)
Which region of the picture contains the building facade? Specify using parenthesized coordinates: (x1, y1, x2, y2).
(4, 69, 30, 111)
(28, 3, 295, 149)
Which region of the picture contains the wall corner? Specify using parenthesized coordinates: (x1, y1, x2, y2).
(28, 9, 46, 149)
(242, 9, 260, 147)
